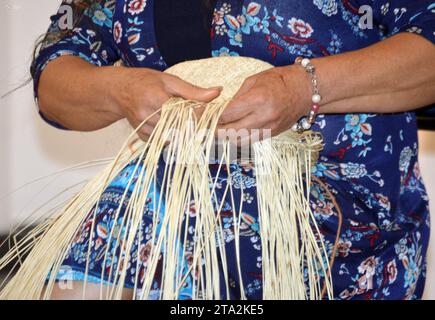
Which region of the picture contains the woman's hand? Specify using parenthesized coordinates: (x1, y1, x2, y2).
(38, 56, 221, 134)
(110, 67, 222, 140)
(38, 35, 435, 136)
(217, 65, 311, 143)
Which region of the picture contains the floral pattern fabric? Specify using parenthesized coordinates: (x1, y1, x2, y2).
(33, 0, 435, 299)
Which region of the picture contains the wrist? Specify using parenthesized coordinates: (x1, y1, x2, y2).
(97, 65, 127, 119)
(280, 64, 313, 117)
(284, 57, 332, 132)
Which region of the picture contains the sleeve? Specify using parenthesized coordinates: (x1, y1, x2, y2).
(369, 1, 435, 44)
(32, 0, 120, 128)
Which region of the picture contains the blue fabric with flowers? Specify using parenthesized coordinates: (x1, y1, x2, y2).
(33, 0, 435, 300)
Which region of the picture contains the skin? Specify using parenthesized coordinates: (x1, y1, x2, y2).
(46, 282, 134, 300)
(38, 57, 222, 139)
(38, 32, 435, 299)
(218, 33, 435, 140)
(39, 33, 435, 137)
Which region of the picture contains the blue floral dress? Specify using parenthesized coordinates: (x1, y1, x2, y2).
(33, 0, 435, 300)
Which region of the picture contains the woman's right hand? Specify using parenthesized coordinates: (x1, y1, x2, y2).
(109, 67, 222, 140)
(38, 56, 221, 134)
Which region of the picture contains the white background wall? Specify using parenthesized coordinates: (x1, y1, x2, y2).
(0, 0, 433, 299)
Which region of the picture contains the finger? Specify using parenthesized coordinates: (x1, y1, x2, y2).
(165, 75, 222, 102)
(130, 108, 161, 128)
(133, 122, 154, 141)
(143, 112, 161, 128)
(215, 126, 253, 149)
(219, 84, 267, 125)
(137, 128, 151, 142)
(192, 104, 206, 119)
(218, 111, 272, 137)
(232, 76, 258, 100)
(217, 116, 272, 148)
(217, 115, 258, 141)
(219, 93, 255, 125)
(137, 90, 169, 127)
(127, 111, 159, 139)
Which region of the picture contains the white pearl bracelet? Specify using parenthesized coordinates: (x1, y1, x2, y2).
(292, 57, 322, 133)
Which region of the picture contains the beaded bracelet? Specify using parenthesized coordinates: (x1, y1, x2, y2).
(291, 57, 322, 133)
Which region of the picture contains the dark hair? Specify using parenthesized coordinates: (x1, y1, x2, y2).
(0, 0, 95, 98)
(30, 0, 96, 79)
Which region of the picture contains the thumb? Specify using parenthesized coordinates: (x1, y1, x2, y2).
(166, 75, 222, 102)
(187, 86, 222, 102)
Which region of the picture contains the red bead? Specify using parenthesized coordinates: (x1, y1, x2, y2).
(311, 104, 320, 112)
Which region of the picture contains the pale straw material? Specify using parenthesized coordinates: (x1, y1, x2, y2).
(0, 56, 331, 300)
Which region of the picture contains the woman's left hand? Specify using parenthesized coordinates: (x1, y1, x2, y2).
(217, 65, 311, 142)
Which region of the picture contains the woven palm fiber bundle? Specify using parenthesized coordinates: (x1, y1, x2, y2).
(0, 56, 331, 300)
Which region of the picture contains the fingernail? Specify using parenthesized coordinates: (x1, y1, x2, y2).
(210, 86, 223, 91)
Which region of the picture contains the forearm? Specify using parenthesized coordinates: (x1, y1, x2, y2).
(37, 56, 123, 131)
(308, 33, 435, 114)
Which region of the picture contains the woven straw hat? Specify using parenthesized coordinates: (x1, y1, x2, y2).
(165, 56, 322, 155)
(165, 56, 273, 100)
